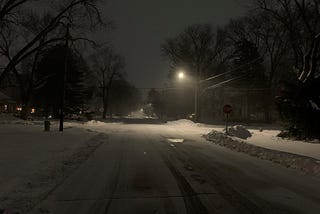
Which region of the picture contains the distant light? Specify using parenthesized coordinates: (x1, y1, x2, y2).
(178, 71, 185, 79)
(17, 107, 22, 111)
(31, 108, 35, 114)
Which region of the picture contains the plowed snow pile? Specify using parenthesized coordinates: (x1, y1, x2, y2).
(205, 130, 320, 177)
(86, 120, 108, 126)
(167, 119, 196, 126)
(227, 125, 251, 139)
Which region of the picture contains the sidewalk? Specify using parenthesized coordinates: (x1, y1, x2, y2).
(0, 123, 105, 213)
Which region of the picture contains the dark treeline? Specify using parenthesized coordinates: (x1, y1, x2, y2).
(0, 0, 141, 120)
(152, 0, 320, 139)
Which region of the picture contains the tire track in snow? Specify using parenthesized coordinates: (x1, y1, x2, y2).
(159, 151, 209, 214)
(159, 133, 297, 214)
(86, 137, 125, 214)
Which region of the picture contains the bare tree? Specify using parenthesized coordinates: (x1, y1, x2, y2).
(161, 24, 223, 79)
(0, 0, 31, 24)
(0, 26, 36, 117)
(255, 0, 320, 83)
(0, 0, 104, 85)
(223, 13, 289, 86)
(90, 47, 125, 119)
(248, 0, 320, 138)
(255, 14, 289, 84)
(0, 0, 105, 120)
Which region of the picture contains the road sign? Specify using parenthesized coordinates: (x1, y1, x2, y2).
(223, 104, 232, 134)
(223, 104, 232, 114)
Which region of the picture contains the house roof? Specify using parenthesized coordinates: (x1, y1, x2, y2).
(0, 91, 16, 103)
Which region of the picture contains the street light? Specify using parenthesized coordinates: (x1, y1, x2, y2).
(176, 69, 245, 122)
(177, 71, 185, 79)
(176, 70, 198, 122)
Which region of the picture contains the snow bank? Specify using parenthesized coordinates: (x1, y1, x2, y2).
(127, 110, 149, 118)
(0, 113, 17, 120)
(0, 124, 107, 213)
(0, 114, 46, 127)
(85, 120, 108, 126)
(205, 130, 320, 177)
(0, 113, 28, 125)
(167, 119, 196, 126)
(227, 125, 252, 139)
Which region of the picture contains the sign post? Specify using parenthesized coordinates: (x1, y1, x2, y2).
(223, 104, 232, 134)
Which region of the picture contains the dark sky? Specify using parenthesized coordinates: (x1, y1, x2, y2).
(102, 0, 246, 88)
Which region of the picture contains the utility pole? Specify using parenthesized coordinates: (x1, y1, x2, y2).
(59, 24, 70, 132)
(194, 76, 199, 122)
(194, 65, 201, 123)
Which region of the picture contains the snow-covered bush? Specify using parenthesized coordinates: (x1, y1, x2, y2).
(227, 125, 252, 139)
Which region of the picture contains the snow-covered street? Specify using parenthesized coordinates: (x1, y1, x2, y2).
(1, 119, 320, 213)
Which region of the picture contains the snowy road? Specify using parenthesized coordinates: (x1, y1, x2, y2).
(28, 122, 320, 214)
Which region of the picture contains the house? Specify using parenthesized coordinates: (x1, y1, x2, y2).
(200, 87, 276, 123)
(0, 91, 17, 113)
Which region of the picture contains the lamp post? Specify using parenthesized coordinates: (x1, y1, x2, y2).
(176, 70, 199, 122)
(194, 75, 199, 122)
(176, 68, 244, 123)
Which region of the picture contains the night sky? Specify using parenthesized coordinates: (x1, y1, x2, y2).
(102, 0, 246, 88)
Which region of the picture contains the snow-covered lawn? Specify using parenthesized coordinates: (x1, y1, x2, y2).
(0, 122, 107, 213)
(186, 120, 320, 161)
(245, 129, 320, 160)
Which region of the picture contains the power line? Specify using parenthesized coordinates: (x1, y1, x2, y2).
(202, 74, 247, 94)
(138, 57, 263, 92)
(199, 57, 261, 83)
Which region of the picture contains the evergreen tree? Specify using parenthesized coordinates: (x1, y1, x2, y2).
(34, 45, 88, 116)
(108, 79, 141, 116)
(146, 89, 164, 118)
(232, 39, 267, 88)
(276, 78, 320, 139)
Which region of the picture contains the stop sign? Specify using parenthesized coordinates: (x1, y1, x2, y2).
(223, 104, 232, 114)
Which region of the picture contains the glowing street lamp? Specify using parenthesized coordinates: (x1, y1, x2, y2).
(177, 71, 185, 79)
